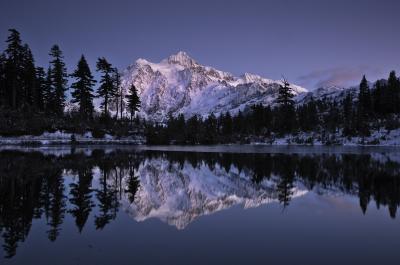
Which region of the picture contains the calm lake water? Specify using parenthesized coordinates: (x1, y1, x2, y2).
(1, 145, 399, 265)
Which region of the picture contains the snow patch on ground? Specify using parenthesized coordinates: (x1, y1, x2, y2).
(249, 128, 400, 146)
(0, 130, 145, 145)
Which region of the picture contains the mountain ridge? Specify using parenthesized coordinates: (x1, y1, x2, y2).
(121, 51, 309, 122)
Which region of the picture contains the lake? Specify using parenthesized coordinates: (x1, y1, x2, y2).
(1, 145, 399, 265)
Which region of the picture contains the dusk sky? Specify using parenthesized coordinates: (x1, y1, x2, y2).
(1, 0, 399, 89)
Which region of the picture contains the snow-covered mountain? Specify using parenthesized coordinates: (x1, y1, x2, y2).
(121, 51, 308, 122)
(295, 85, 358, 105)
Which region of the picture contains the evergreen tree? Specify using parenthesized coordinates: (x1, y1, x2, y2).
(21, 44, 37, 109)
(0, 53, 6, 107)
(48, 45, 68, 116)
(356, 76, 371, 136)
(4, 29, 24, 109)
(42, 66, 53, 113)
(358, 75, 371, 116)
(96, 57, 116, 117)
(372, 80, 383, 114)
(125, 84, 141, 121)
(112, 68, 124, 119)
(387, 71, 400, 113)
(276, 79, 295, 106)
(275, 79, 296, 134)
(70, 55, 96, 119)
(34, 67, 46, 111)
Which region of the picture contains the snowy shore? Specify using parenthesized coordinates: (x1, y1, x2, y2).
(0, 130, 145, 145)
(1, 128, 400, 146)
(248, 128, 400, 146)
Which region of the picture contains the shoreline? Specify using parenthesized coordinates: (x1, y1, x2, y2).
(1, 128, 400, 147)
(1, 141, 400, 149)
(1, 139, 400, 147)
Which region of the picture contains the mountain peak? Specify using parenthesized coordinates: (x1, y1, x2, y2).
(241, 72, 265, 83)
(166, 51, 197, 67)
(122, 52, 309, 122)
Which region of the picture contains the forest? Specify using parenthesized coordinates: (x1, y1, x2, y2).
(0, 29, 141, 138)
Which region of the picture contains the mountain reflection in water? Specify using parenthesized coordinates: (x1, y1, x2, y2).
(0, 148, 399, 259)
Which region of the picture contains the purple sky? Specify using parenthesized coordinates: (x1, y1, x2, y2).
(0, 0, 399, 89)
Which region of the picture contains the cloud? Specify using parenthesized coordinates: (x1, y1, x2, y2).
(297, 66, 383, 89)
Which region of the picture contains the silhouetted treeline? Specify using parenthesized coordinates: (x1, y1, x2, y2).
(0, 29, 142, 137)
(146, 73, 400, 144)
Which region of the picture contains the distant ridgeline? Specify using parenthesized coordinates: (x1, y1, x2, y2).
(0, 149, 399, 258)
(1, 29, 400, 144)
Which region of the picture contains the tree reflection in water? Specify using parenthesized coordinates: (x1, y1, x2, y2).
(0, 148, 399, 258)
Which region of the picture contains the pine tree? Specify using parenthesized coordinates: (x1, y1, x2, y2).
(70, 55, 96, 119)
(96, 57, 116, 117)
(43, 66, 53, 113)
(4, 29, 24, 109)
(276, 79, 295, 106)
(34, 67, 46, 111)
(0, 53, 6, 107)
(358, 75, 371, 116)
(49, 45, 68, 116)
(112, 68, 124, 119)
(276, 79, 296, 134)
(356, 76, 371, 136)
(21, 44, 37, 109)
(387, 71, 400, 113)
(125, 83, 141, 121)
